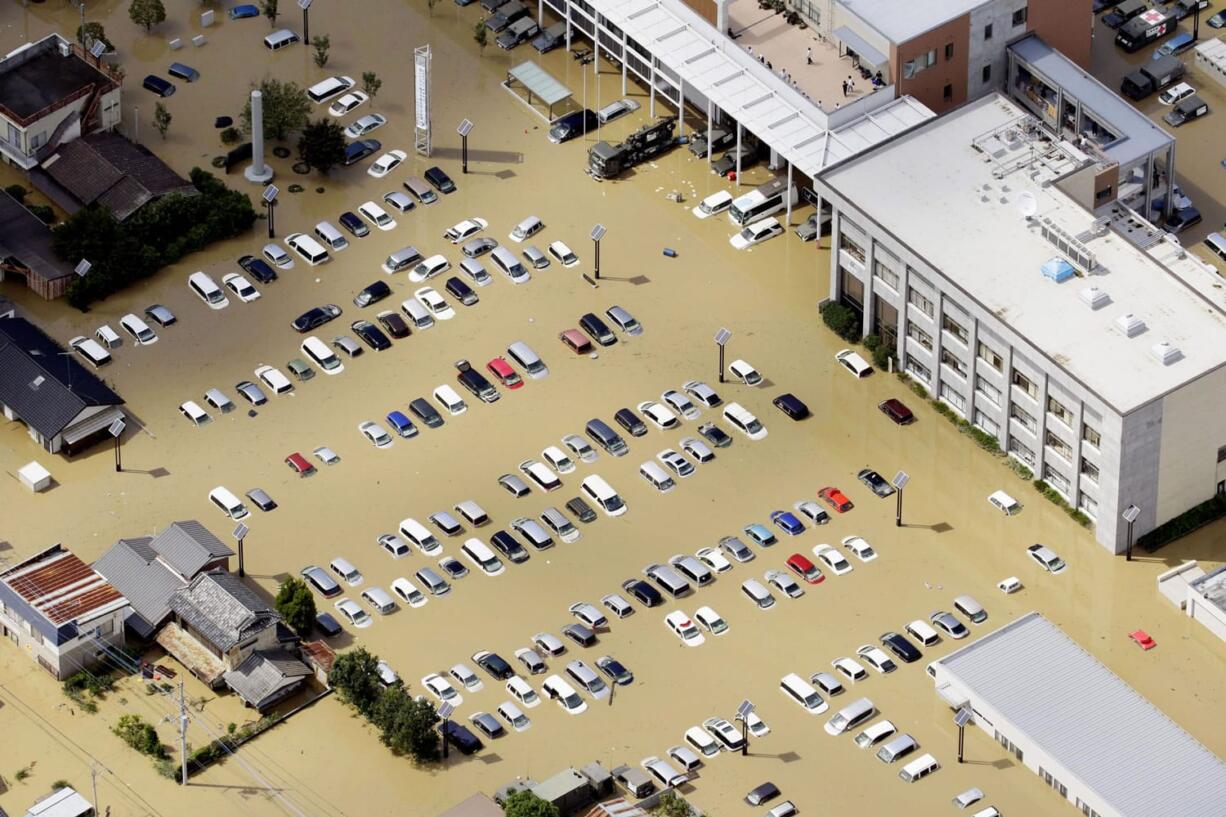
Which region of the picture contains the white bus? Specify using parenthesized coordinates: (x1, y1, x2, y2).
(728, 178, 799, 226)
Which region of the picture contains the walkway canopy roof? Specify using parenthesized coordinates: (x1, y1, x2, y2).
(507, 61, 572, 117)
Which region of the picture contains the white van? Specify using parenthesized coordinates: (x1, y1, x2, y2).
(188, 271, 228, 309)
(95, 324, 121, 348)
(307, 75, 354, 103)
(399, 518, 441, 555)
(208, 486, 248, 520)
(403, 176, 437, 205)
(119, 313, 157, 345)
(876, 733, 919, 764)
(898, 753, 940, 783)
(728, 177, 799, 226)
(507, 341, 547, 378)
(987, 490, 1021, 515)
(433, 384, 467, 415)
(780, 673, 827, 714)
(286, 232, 330, 266)
(179, 400, 211, 426)
(69, 336, 112, 368)
(640, 461, 676, 493)
(684, 726, 719, 757)
(491, 246, 530, 284)
(460, 538, 504, 576)
(313, 220, 348, 251)
(401, 298, 434, 330)
(723, 402, 767, 440)
(415, 567, 450, 596)
(301, 336, 344, 375)
(329, 557, 362, 586)
(825, 697, 876, 736)
(741, 578, 775, 609)
(905, 619, 941, 647)
(360, 586, 396, 614)
(263, 28, 300, 49)
(497, 700, 530, 731)
(580, 475, 626, 517)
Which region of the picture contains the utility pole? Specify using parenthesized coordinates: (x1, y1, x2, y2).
(178, 682, 189, 785)
(90, 763, 100, 816)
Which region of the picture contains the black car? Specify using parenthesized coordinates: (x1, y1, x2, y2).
(376, 310, 410, 339)
(697, 422, 732, 448)
(445, 276, 479, 306)
(857, 468, 895, 498)
(745, 782, 780, 807)
(620, 578, 663, 608)
(473, 650, 515, 680)
(142, 74, 176, 96)
(548, 109, 599, 143)
(880, 632, 923, 664)
(456, 359, 499, 403)
(687, 127, 735, 158)
(409, 397, 444, 428)
(238, 254, 278, 284)
(596, 655, 634, 685)
(339, 211, 370, 238)
(314, 612, 343, 637)
(291, 304, 342, 333)
(343, 138, 381, 167)
(772, 393, 810, 420)
(711, 143, 760, 177)
(479, 0, 508, 11)
(439, 720, 483, 755)
(615, 407, 648, 437)
(489, 530, 530, 563)
(353, 280, 392, 308)
(579, 313, 617, 346)
(562, 623, 596, 647)
(351, 320, 392, 351)
(566, 496, 597, 524)
(424, 166, 456, 194)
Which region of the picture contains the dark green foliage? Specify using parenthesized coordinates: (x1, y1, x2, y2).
(113, 715, 167, 759)
(297, 119, 346, 175)
(372, 686, 440, 762)
(1138, 495, 1226, 551)
(5, 184, 28, 201)
(328, 648, 384, 718)
(274, 577, 317, 636)
(503, 790, 560, 817)
(819, 301, 861, 342)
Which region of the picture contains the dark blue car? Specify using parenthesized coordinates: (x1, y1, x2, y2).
(770, 510, 805, 536)
(386, 410, 417, 438)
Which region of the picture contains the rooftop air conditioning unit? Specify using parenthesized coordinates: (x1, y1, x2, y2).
(1116, 313, 1146, 337)
(1078, 287, 1109, 310)
(1150, 342, 1181, 366)
(57, 39, 72, 58)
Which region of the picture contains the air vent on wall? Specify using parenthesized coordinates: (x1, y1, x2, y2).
(1078, 287, 1109, 310)
(1151, 342, 1181, 366)
(1116, 313, 1146, 337)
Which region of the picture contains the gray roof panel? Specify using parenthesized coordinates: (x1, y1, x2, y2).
(168, 571, 278, 652)
(92, 538, 184, 630)
(151, 520, 232, 578)
(223, 649, 310, 709)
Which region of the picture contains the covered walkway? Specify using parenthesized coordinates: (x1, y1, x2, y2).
(503, 61, 573, 121)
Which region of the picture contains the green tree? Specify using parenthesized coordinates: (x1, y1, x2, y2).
(153, 102, 172, 140)
(372, 687, 440, 763)
(77, 22, 112, 51)
(241, 78, 311, 142)
(297, 118, 346, 174)
(503, 791, 560, 817)
(274, 578, 316, 636)
(128, 0, 167, 32)
(311, 35, 331, 68)
(473, 21, 488, 56)
(112, 715, 167, 759)
(328, 648, 384, 718)
(655, 792, 694, 817)
(261, 0, 279, 26)
(361, 71, 382, 101)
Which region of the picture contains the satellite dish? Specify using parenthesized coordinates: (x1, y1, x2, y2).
(1018, 191, 1038, 218)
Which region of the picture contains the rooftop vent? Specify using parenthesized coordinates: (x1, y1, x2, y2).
(1116, 313, 1146, 337)
(1151, 342, 1181, 366)
(1041, 258, 1075, 283)
(1079, 287, 1109, 309)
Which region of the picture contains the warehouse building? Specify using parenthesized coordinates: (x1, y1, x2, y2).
(929, 612, 1226, 817)
(815, 93, 1226, 552)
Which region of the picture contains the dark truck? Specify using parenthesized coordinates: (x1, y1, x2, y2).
(587, 116, 677, 180)
(1103, 0, 1146, 28)
(532, 20, 568, 53)
(456, 359, 500, 403)
(1114, 7, 1180, 52)
(1120, 54, 1185, 99)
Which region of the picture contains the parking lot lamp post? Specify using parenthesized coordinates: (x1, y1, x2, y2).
(1123, 504, 1140, 561)
(954, 706, 971, 763)
(299, 0, 313, 44)
(591, 224, 606, 280)
(438, 701, 453, 760)
(263, 185, 278, 240)
(232, 523, 249, 578)
(892, 471, 910, 527)
(457, 119, 474, 174)
(736, 699, 754, 757)
(108, 418, 125, 473)
(715, 328, 732, 384)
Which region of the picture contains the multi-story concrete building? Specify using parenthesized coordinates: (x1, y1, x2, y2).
(816, 93, 1226, 552)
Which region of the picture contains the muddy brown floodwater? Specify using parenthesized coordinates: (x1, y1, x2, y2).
(1, 3, 1224, 817)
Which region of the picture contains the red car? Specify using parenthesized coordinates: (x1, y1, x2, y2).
(285, 452, 316, 477)
(818, 486, 853, 513)
(786, 553, 824, 584)
(1129, 629, 1156, 651)
(878, 398, 914, 425)
(487, 356, 523, 389)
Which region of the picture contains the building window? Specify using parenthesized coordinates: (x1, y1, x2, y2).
(975, 375, 1000, 407)
(1010, 402, 1036, 433)
(945, 43, 954, 60)
(30, 131, 46, 150)
(1078, 493, 1098, 519)
(1012, 7, 1028, 25)
(1011, 370, 1038, 400)
(943, 83, 953, 101)
(906, 354, 931, 384)
(941, 348, 967, 378)
(873, 260, 899, 290)
(1043, 464, 1070, 495)
(982, 65, 992, 83)
(1008, 436, 1035, 466)
(1045, 429, 1074, 461)
(1047, 395, 1074, 427)
(1081, 459, 1099, 484)
(984, 23, 993, 39)
(1084, 423, 1102, 449)
(942, 314, 968, 344)
(903, 49, 938, 79)
(840, 233, 865, 264)
(976, 341, 1002, 371)
(908, 287, 934, 319)
(974, 409, 998, 436)
(907, 322, 933, 351)
(940, 382, 965, 414)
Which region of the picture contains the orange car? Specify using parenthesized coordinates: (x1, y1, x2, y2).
(818, 486, 854, 513)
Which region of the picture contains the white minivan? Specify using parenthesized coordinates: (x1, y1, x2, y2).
(780, 672, 827, 714)
(208, 486, 249, 519)
(69, 336, 112, 368)
(120, 313, 158, 345)
(433, 384, 467, 415)
(639, 461, 676, 493)
(580, 475, 626, 517)
(460, 538, 504, 576)
(301, 336, 344, 375)
(188, 271, 228, 309)
(286, 232, 330, 266)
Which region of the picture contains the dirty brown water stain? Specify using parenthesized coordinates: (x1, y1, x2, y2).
(0, 2, 1224, 817)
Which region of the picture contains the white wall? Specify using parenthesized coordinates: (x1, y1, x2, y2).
(1154, 365, 1226, 524)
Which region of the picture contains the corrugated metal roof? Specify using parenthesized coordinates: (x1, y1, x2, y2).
(223, 649, 310, 710)
(0, 545, 126, 627)
(933, 612, 1226, 817)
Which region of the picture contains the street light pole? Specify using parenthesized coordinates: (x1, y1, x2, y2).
(892, 471, 910, 527)
(299, 0, 313, 43)
(590, 224, 606, 281)
(232, 523, 249, 578)
(1123, 504, 1140, 561)
(457, 119, 473, 174)
(954, 706, 972, 764)
(263, 185, 279, 240)
(714, 328, 732, 384)
(108, 418, 126, 473)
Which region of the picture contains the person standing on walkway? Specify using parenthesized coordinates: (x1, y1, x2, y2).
(806, 46, 812, 65)
(841, 79, 848, 96)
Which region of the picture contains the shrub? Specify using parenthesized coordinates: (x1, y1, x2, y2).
(221, 127, 242, 145)
(5, 184, 28, 202)
(862, 333, 880, 351)
(52, 780, 70, 791)
(28, 204, 55, 224)
(1137, 495, 1226, 552)
(112, 715, 167, 759)
(871, 343, 894, 372)
(819, 302, 861, 342)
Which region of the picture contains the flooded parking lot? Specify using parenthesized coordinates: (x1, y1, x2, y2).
(1, 2, 1224, 817)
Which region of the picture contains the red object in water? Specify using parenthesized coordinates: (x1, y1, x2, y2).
(728, 171, 738, 182)
(1129, 629, 1156, 650)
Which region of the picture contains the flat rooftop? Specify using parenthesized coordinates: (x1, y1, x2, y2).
(0, 36, 111, 122)
(838, 0, 989, 43)
(934, 612, 1226, 817)
(1190, 565, 1226, 615)
(821, 93, 1226, 414)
